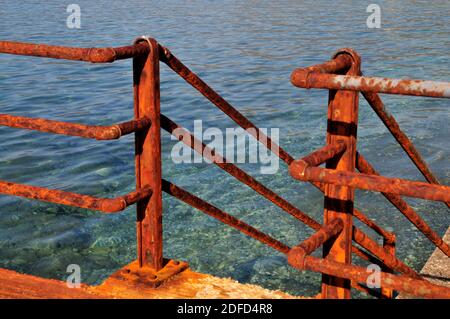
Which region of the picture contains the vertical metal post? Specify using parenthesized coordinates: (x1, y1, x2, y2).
(133, 37, 163, 270)
(381, 239, 396, 298)
(321, 49, 361, 299)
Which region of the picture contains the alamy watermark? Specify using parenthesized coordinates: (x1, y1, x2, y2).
(366, 263, 381, 289)
(66, 4, 81, 29)
(366, 4, 381, 29)
(170, 120, 280, 174)
(66, 264, 81, 288)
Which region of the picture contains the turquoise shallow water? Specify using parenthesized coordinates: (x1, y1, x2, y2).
(0, 1, 448, 297)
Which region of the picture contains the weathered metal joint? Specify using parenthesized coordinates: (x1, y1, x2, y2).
(0, 114, 151, 141)
(290, 69, 313, 89)
(0, 180, 152, 213)
(96, 125, 122, 140)
(289, 159, 309, 180)
(289, 142, 346, 181)
(101, 198, 127, 213)
(287, 246, 308, 270)
(288, 218, 344, 270)
(158, 44, 173, 64)
(86, 47, 117, 63)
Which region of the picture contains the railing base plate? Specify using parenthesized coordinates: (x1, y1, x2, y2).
(110, 259, 189, 288)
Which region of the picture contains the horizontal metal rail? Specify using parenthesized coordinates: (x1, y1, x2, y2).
(290, 163, 450, 203)
(288, 254, 450, 299)
(0, 40, 150, 63)
(291, 70, 450, 98)
(288, 225, 449, 298)
(356, 152, 450, 257)
(0, 114, 151, 140)
(0, 180, 152, 213)
(162, 179, 290, 254)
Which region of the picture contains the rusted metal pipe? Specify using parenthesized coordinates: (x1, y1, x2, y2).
(293, 142, 346, 168)
(0, 40, 150, 63)
(319, 48, 361, 299)
(0, 180, 151, 213)
(160, 113, 321, 230)
(356, 152, 450, 257)
(290, 164, 450, 203)
(289, 255, 450, 299)
(291, 71, 450, 98)
(291, 54, 352, 78)
(162, 179, 290, 254)
(133, 37, 163, 270)
(158, 44, 293, 165)
(288, 219, 344, 269)
(0, 114, 150, 140)
(361, 91, 450, 209)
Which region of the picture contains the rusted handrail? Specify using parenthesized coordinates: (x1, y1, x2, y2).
(0, 114, 151, 140)
(0, 39, 447, 299)
(161, 178, 418, 288)
(290, 164, 450, 203)
(287, 224, 449, 298)
(293, 56, 448, 208)
(0, 180, 152, 213)
(291, 71, 450, 98)
(0, 40, 150, 63)
(289, 49, 450, 298)
(288, 254, 450, 299)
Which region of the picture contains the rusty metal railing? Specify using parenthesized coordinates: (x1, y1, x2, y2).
(288, 48, 450, 298)
(0, 38, 449, 299)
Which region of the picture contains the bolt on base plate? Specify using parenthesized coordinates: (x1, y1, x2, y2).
(110, 259, 189, 288)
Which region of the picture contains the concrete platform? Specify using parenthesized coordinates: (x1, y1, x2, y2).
(419, 227, 450, 288)
(0, 264, 302, 299)
(398, 227, 450, 299)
